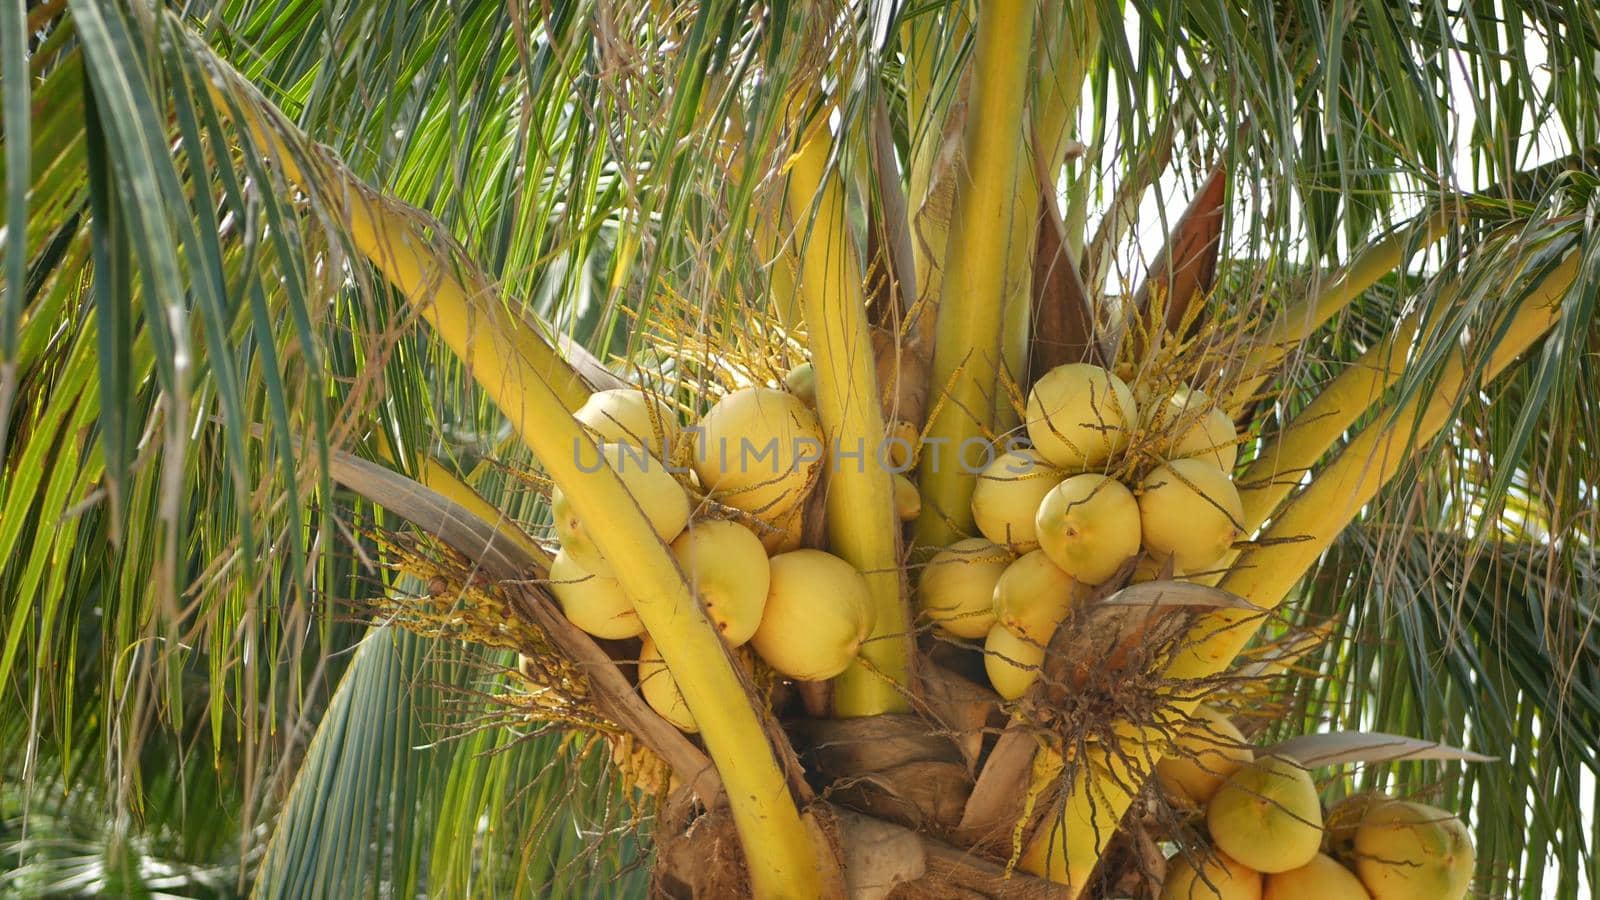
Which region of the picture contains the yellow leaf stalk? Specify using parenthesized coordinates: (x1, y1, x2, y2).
(1025, 249, 1581, 895)
(1227, 207, 1457, 413)
(914, 1, 1038, 546)
(784, 124, 912, 716)
(204, 63, 825, 897)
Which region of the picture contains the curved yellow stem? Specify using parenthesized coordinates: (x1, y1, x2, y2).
(203, 58, 823, 897)
(785, 124, 911, 716)
(914, 1, 1037, 546)
(1028, 248, 1581, 894)
(1227, 208, 1456, 414)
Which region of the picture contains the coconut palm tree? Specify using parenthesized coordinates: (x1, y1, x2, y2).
(2, 0, 1597, 896)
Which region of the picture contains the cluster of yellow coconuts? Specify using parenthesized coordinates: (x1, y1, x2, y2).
(549, 386, 873, 732)
(913, 362, 1244, 699)
(1157, 706, 1475, 900)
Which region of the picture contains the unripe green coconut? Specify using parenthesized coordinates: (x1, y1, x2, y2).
(553, 443, 691, 575)
(750, 550, 874, 681)
(1351, 801, 1474, 900)
(992, 549, 1087, 643)
(1034, 473, 1142, 585)
(1025, 363, 1138, 469)
(983, 623, 1044, 700)
(692, 387, 824, 518)
(1160, 849, 1264, 900)
(638, 637, 696, 732)
(1263, 853, 1370, 900)
(1207, 755, 1324, 874)
(574, 388, 678, 457)
(1154, 705, 1252, 807)
(1138, 458, 1243, 572)
(669, 519, 770, 646)
(783, 362, 817, 407)
(970, 449, 1065, 551)
(1143, 385, 1237, 472)
(918, 538, 1011, 638)
(547, 549, 645, 640)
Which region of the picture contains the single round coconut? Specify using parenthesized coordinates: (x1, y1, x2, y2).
(1025, 363, 1138, 469)
(751, 550, 875, 681)
(1325, 792, 1389, 860)
(547, 549, 645, 640)
(1130, 553, 1183, 584)
(1143, 385, 1237, 472)
(783, 361, 817, 407)
(1207, 755, 1324, 874)
(1159, 849, 1264, 900)
(1352, 801, 1474, 900)
(970, 449, 1066, 551)
(1138, 458, 1243, 572)
(993, 549, 1087, 643)
(1155, 705, 1253, 807)
(755, 502, 805, 555)
(692, 387, 825, 518)
(553, 443, 691, 575)
(1263, 853, 1370, 900)
(638, 637, 696, 733)
(893, 473, 922, 521)
(885, 419, 920, 470)
(983, 623, 1044, 700)
(918, 538, 1012, 638)
(670, 519, 771, 647)
(575, 388, 678, 457)
(1034, 473, 1143, 585)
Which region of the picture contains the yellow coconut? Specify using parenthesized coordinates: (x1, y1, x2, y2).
(754, 502, 805, 555)
(574, 388, 678, 457)
(1034, 473, 1142, 585)
(638, 637, 696, 733)
(1143, 385, 1238, 472)
(692, 387, 825, 518)
(750, 550, 875, 681)
(917, 538, 1011, 639)
(983, 623, 1045, 700)
(970, 449, 1065, 551)
(783, 361, 817, 407)
(669, 519, 771, 647)
(1325, 792, 1388, 859)
(1351, 801, 1474, 900)
(546, 549, 645, 640)
(1138, 458, 1243, 572)
(1025, 363, 1138, 469)
(1154, 705, 1252, 807)
(886, 418, 920, 470)
(1207, 755, 1324, 874)
(992, 549, 1087, 643)
(1160, 849, 1264, 900)
(893, 473, 922, 521)
(553, 443, 691, 575)
(1263, 854, 1371, 900)
(1130, 553, 1183, 584)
